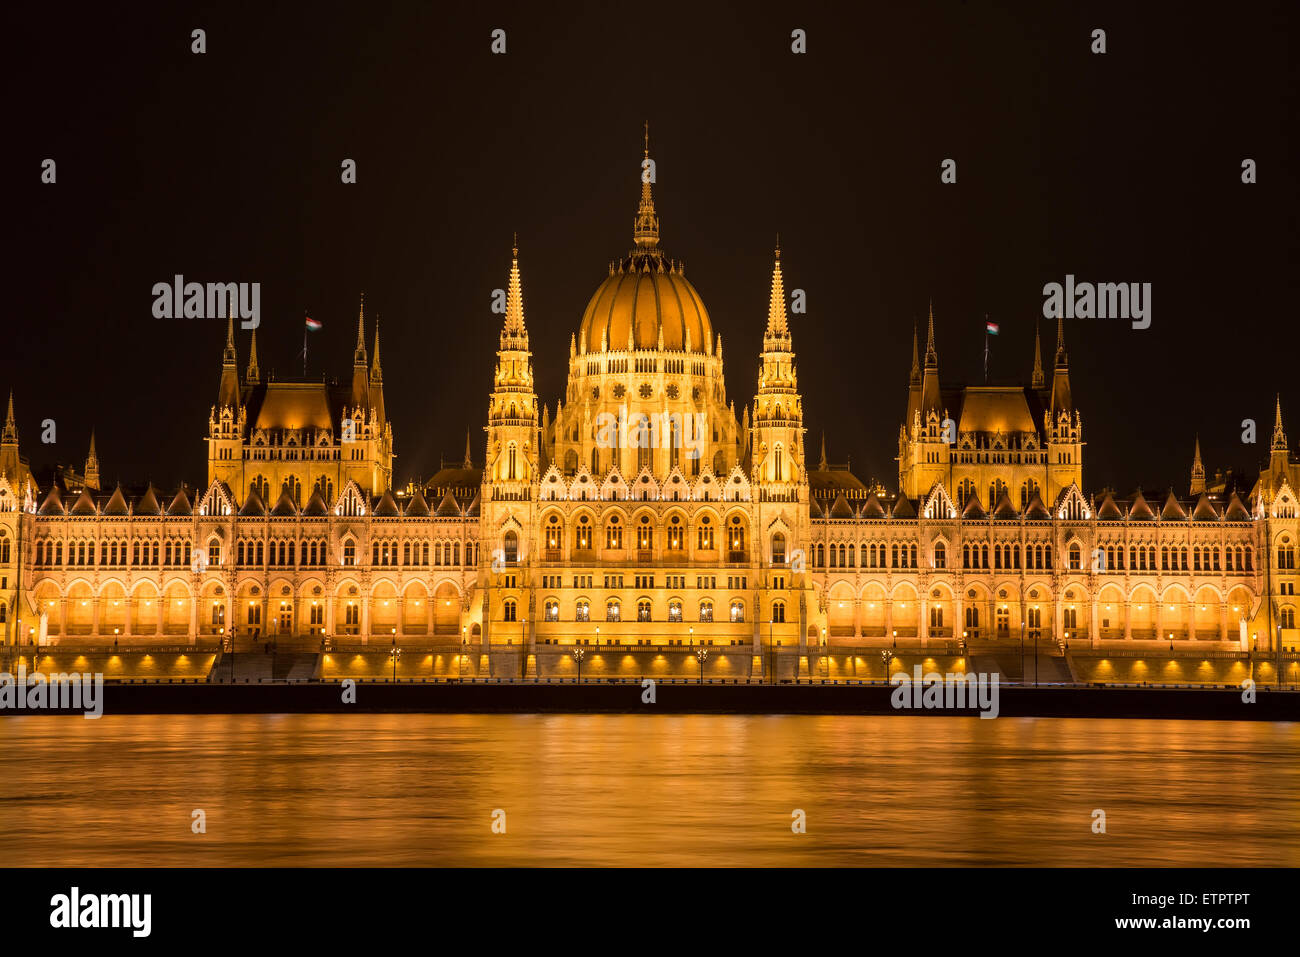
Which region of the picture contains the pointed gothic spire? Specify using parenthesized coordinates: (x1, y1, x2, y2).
(924, 300, 938, 368)
(819, 433, 828, 471)
(371, 319, 382, 381)
(354, 293, 368, 363)
(3, 391, 14, 437)
(246, 327, 260, 383)
(765, 241, 790, 342)
(218, 310, 240, 409)
(1273, 395, 1289, 452)
(1190, 434, 1205, 495)
(1055, 311, 1067, 366)
(909, 324, 920, 385)
(84, 430, 100, 491)
(633, 121, 660, 248)
(1031, 319, 1044, 388)
(502, 240, 528, 343)
(463, 427, 473, 469)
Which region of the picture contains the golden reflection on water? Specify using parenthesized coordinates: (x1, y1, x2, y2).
(1, 715, 1296, 867)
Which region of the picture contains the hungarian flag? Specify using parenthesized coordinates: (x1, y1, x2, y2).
(985, 320, 999, 335)
(305, 315, 322, 331)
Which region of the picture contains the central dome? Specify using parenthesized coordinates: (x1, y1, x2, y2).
(579, 256, 712, 355)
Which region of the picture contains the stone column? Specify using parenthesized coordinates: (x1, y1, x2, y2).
(919, 596, 928, 648)
(124, 599, 133, 639)
(361, 597, 370, 645)
(188, 598, 198, 646)
(91, 599, 101, 639)
(1220, 602, 1229, 642)
(853, 599, 862, 638)
(1124, 600, 1132, 640)
(1188, 601, 1197, 641)
(1090, 600, 1100, 649)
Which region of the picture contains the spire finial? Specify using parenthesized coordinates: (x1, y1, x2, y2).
(463, 427, 473, 469)
(503, 239, 527, 339)
(819, 432, 828, 471)
(924, 301, 938, 368)
(910, 324, 920, 384)
(1031, 319, 1044, 388)
(371, 317, 382, 378)
(765, 245, 789, 340)
(246, 326, 260, 383)
(633, 123, 660, 247)
(1273, 394, 1289, 452)
(775, 233, 781, 259)
(355, 292, 367, 363)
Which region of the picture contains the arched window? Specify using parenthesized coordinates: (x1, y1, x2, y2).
(575, 599, 590, 622)
(667, 515, 684, 551)
(207, 539, 221, 568)
(606, 599, 621, 622)
(606, 516, 623, 550)
(772, 532, 786, 565)
(699, 600, 713, 622)
(730, 599, 745, 623)
(728, 516, 746, 554)
(933, 542, 946, 569)
(1282, 607, 1296, 629)
(576, 516, 592, 550)
(544, 599, 559, 621)
(637, 515, 652, 550)
(343, 541, 355, 566)
(772, 599, 786, 623)
(1069, 543, 1081, 570)
(507, 442, 518, 480)
(697, 516, 714, 550)
(773, 444, 783, 481)
(668, 600, 682, 622)
(637, 599, 652, 622)
(503, 530, 519, 563)
(503, 599, 517, 622)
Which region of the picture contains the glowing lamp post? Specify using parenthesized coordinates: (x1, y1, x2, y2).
(695, 645, 708, 684)
(571, 645, 585, 683)
(880, 648, 891, 685)
(389, 638, 401, 682)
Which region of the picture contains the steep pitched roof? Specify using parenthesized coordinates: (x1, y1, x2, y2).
(1224, 491, 1251, 521)
(404, 487, 430, 517)
(1096, 491, 1123, 520)
(808, 496, 823, 519)
(465, 490, 481, 516)
(134, 485, 162, 515)
(373, 490, 400, 517)
(103, 485, 129, 516)
(303, 488, 329, 516)
(891, 495, 916, 519)
(70, 488, 97, 516)
(861, 493, 886, 519)
(239, 489, 267, 517)
(271, 490, 298, 516)
(1128, 490, 1154, 521)
(992, 490, 1019, 520)
(1191, 493, 1219, 522)
(435, 490, 461, 517)
(1160, 490, 1187, 521)
(166, 487, 192, 516)
(1024, 491, 1051, 520)
(961, 492, 986, 520)
(38, 485, 65, 516)
(829, 493, 854, 519)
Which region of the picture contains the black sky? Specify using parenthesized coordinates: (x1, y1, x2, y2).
(7, 1, 1299, 496)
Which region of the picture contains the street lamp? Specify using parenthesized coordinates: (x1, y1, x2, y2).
(820, 626, 827, 684)
(880, 648, 891, 685)
(389, 638, 401, 682)
(696, 646, 708, 683)
(461, 625, 467, 681)
(571, 645, 585, 683)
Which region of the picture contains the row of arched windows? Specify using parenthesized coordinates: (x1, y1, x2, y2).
(34, 538, 192, 568)
(537, 597, 753, 623)
(818, 542, 919, 569)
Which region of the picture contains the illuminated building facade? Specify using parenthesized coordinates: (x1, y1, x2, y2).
(2, 148, 1298, 677)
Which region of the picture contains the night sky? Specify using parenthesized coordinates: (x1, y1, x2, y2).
(7, 1, 1298, 496)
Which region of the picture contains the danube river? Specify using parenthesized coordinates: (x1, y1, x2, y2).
(1, 715, 1296, 866)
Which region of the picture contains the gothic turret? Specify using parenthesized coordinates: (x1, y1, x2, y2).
(84, 431, 100, 492)
(217, 313, 240, 410)
(486, 240, 538, 488)
(751, 242, 805, 491)
(1190, 435, 1205, 496)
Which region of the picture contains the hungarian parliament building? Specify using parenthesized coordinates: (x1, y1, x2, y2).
(2, 154, 1298, 678)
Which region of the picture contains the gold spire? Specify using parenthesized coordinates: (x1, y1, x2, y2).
(502, 240, 527, 341)
(924, 300, 938, 368)
(354, 293, 367, 364)
(1031, 319, 1044, 388)
(765, 242, 789, 341)
(246, 326, 260, 383)
(463, 427, 473, 469)
(1055, 310, 1067, 364)
(633, 122, 660, 248)
(1273, 394, 1289, 452)
(371, 318, 382, 380)
(223, 310, 237, 363)
(909, 324, 920, 385)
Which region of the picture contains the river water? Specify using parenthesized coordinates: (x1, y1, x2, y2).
(1, 715, 1296, 866)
